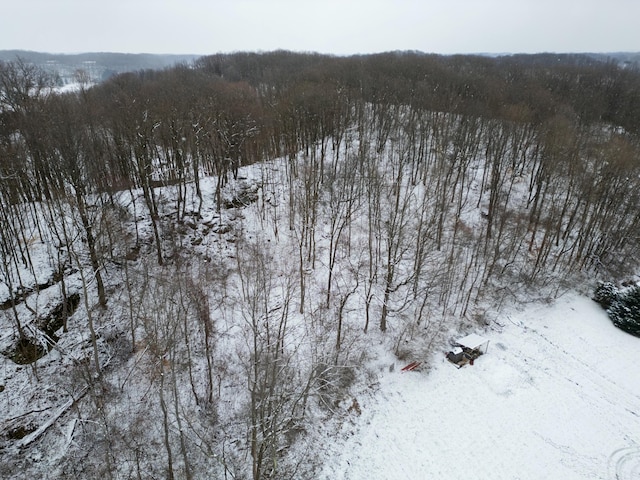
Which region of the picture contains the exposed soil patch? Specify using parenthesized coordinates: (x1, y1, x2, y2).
(6, 423, 37, 440)
(8, 337, 48, 365)
(4, 292, 81, 364)
(125, 244, 141, 261)
(39, 292, 81, 340)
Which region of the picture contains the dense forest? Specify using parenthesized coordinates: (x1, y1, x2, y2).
(1, 51, 639, 478)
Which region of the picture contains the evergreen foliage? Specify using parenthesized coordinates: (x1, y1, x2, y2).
(595, 282, 640, 337)
(593, 281, 619, 309)
(608, 286, 640, 337)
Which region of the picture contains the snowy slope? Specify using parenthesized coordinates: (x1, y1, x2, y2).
(321, 293, 640, 479)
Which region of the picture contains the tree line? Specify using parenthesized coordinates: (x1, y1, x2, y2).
(2, 51, 638, 311)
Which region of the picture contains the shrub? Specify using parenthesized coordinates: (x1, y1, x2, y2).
(593, 281, 619, 309)
(607, 285, 640, 337)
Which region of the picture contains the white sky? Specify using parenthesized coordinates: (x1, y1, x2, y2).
(2, 0, 639, 56)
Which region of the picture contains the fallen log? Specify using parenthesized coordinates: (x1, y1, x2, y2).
(16, 387, 87, 449)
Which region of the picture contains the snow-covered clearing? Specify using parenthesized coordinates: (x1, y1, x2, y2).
(321, 293, 640, 479)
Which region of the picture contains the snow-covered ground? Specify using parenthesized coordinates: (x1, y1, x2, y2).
(2, 146, 639, 477)
(321, 293, 640, 480)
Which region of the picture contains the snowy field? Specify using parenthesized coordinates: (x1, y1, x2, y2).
(320, 293, 640, 480)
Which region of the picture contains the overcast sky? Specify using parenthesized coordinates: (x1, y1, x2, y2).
(2, 0, 639, 56)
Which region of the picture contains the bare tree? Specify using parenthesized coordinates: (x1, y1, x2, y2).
(235, 240, 309, 480)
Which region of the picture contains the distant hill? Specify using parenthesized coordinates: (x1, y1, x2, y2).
(586, 52, 640, 68)
(1, 50, 638, 88)
(0, 50, 200, 85)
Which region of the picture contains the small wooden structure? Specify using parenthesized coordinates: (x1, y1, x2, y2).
(401, 361, 421, 372)
(446, 333, 489, 368)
